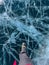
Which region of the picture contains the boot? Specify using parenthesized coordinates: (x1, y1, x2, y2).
(19, 43, 33, 65)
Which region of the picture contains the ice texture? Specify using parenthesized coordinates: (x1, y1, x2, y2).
(0, 0, 49, 65)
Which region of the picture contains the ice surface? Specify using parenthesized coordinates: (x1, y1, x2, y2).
(0, 0, 49, 65)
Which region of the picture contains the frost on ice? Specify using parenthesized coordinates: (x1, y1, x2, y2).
(0, 0, 49, 65)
